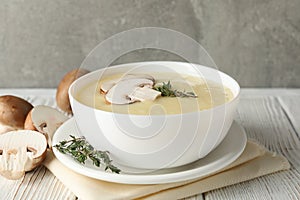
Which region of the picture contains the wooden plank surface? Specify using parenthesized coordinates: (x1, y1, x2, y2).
(0, 89, 299, 200)
(205, 93, 300, 199)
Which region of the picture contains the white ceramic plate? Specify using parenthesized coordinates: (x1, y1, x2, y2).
(52, 118, 247, 184)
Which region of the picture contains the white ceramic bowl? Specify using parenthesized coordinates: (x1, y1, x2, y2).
(69, 61, 240, 169)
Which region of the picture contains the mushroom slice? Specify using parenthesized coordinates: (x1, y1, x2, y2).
(0, 130, 47, 180)
(24, 105, 69, 147)
(100, 80, 116, 94)
(0, 95, 33, 134)
(105, 78, 155, 104)
(129, 86, 161, 102)
(100, 74, 155, 94)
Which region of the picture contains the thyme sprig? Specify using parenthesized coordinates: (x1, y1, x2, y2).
(54, 135, 121, 174)
(154, 81, 197, 98)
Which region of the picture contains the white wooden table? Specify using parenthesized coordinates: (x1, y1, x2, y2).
(0, 88, 299, 200)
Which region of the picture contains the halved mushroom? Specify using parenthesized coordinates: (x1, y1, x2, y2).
(100, 74, 155, 94)
(105, 78, 160, 104)
(0, 130, 47, 180)
(24, 105, 69, 147)
(0, 95, 33, 134)
(56, 68, 90, 114)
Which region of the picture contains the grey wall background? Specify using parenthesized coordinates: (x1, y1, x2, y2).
(0, 0, 299, 88)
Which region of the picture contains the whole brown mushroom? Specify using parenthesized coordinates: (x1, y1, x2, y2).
(56, 68, 89, 114)
(0, 95, 33, 134)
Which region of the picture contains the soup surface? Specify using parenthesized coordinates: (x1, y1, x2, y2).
(75, 73, 234, 115)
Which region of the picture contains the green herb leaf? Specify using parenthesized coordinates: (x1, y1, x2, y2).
(53, 135, 121, 174)
(154, 81, 197, 98)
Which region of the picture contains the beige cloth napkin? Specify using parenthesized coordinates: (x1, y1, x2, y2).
(43, 141, 290, 200)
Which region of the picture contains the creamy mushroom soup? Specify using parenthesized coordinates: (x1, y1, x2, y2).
(75, 73, 234, 115)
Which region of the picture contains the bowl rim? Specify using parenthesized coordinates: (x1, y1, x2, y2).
(69, 61, 240, 117)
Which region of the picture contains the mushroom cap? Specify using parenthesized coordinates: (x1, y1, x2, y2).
(0, 95, 33, 134)
(56, 68, 89, 114)
(0, 130, 47, 180)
